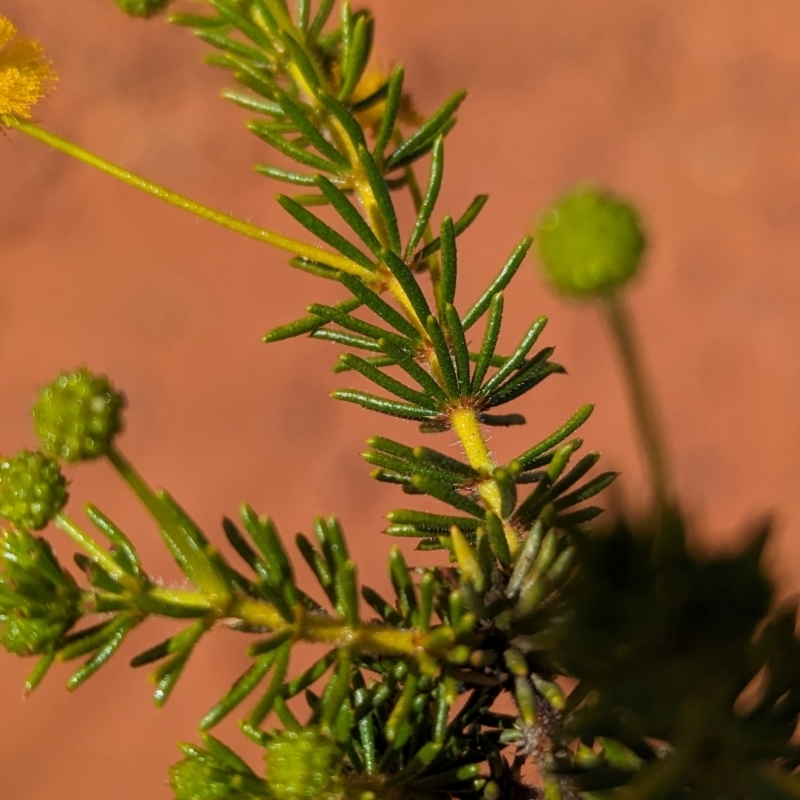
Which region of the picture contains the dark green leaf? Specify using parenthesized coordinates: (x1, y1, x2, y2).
(389, 546, 417, 617)
(405, 137, 444, 259)
(307, 302, 412, 348)
(479, 316, 548, 397)
(410, 475, 484, 518)
(484, 361, 565, 408)
(338, 12, 374, 101)
(278, 195, 374, 269)
(262, 297, 361, 343)
(334, 354, 396, 373)
(387, 509, 481, 532)
(295, 533, 335, 604)
(553, 472, 618, 510)
(274, 90, 349, 165)
(462, 237, 533, 330)
(311, 328, 383, 351)
(249, 122, 342, 172)
(375, 66, 405, 162)
(426, 315, 459, 399)
(337, 273, 421, 339)
(246, 643, 291, 726)
(196, 30, 270, 63)
(443, 304, 470, 395)
(438, 217, 457, 315)
(514, 405, 595, 470)
(377, 338, 448, 402)
(223, 89, 284, 116)
(470, 293, 504, 393)
(415, 195, 489, 263)
(66, 618, 134, 691)
(255, 164, 317, 185)
(199, 651, 279, 730)
(85, 504, 141, 577)
(309, 0, 336, 39)
(358, 146, 401, 251)
(315, 176, 383, 255)
(208, 0, 277, 49)
(332, 389, 439, 420)
(381, 249, 433, 324)
(385, 90, 467, 170)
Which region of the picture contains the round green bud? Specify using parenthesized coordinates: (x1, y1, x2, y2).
(112, 0, 174, 18)
(0, 614, 60, 657)
(266, 729, 342, 800)
(169, 759, 235, 800)
(0, 450, 68, 531)
(536, 186, 645, 297)
(33, 368, 125, 463)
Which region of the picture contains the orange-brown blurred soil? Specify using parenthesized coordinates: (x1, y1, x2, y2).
(2, 1, 800, 797)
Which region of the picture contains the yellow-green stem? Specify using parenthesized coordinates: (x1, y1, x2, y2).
(139, 588, 429, 657)
(8, 118, 370, 278)
(602, 291, 673, 514)
(106, 445, 231, 600)
(450, 407, 519, 555)
(106, 445, 166, 524)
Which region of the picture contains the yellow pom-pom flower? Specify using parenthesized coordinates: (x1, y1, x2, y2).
(0, 16, 56, 122)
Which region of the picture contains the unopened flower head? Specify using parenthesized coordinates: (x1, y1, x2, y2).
(0, 16, 56, 121)
(536, 186, 646, 298)
(266, 729, 344, 800)
(33, 368, 126, 463)
(0, 450, 68, 531)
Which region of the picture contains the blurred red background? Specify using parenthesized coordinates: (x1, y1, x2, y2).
(2, 1, 800, 797)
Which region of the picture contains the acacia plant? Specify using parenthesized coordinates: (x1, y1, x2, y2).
(2, 2, 800, 799)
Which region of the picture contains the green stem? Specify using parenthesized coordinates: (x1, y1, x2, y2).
(106, 445, 231, 600)
(602, 292, 673, 513)
(7, 118, 370, 277)
(106, 445, 165, 523)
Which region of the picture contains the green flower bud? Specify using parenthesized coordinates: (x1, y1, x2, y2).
(536, 186, 645, 297)
(170, 737, 268, 800)
(0, 450, 68, 530)
(0, 615, 61, 657)
(33, 368, 125, 462)
(112, 0, 174, 18)
(0, 529, 81, 656)
(170, 759, 241, 800)
(266, 729, 343, 800)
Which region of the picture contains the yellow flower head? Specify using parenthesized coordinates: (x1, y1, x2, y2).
(351, 68, 420, 133)
(0, 16, 57, 122)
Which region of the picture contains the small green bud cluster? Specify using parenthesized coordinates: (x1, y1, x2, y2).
(170, 759, 250, 800)
(0, 450, 68, 531)
(0, 368, 126, 533)
(265, 729, 343, 800)
(33, 367, 125, 463)
(112, 0, 174, 18)
(170, 736, 269, 800)
(0, 529, 81, 656)
(536, 186, 645, 297)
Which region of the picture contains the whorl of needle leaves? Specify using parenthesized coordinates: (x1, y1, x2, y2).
(159, 0, 615, 554)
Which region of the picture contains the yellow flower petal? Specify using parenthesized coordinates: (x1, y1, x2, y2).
(0, 16, 57, 122)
